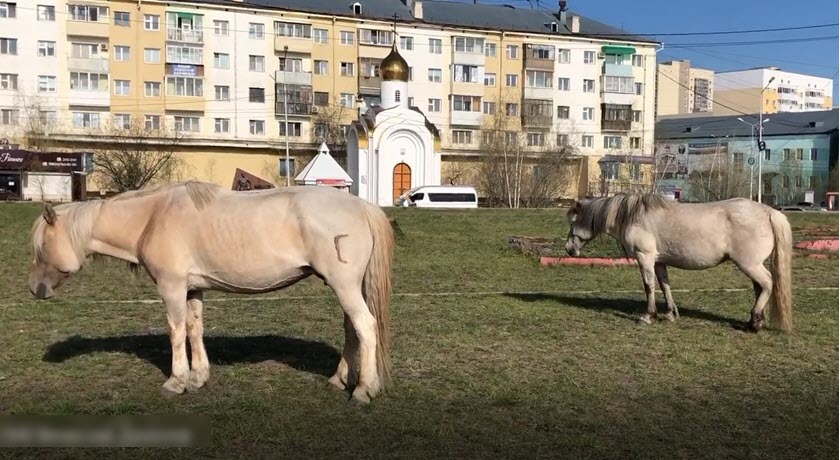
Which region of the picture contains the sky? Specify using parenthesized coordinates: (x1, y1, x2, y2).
(485, 0, 840, 103)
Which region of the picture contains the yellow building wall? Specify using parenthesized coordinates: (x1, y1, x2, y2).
(177, 150, 286, 187)
(499, 35, 523, 132)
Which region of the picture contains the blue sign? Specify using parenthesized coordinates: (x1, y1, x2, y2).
(170, 64, 196, 77)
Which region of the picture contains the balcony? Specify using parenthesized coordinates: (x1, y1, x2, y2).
(166, 28, 204, 44)
(522, 115, 552, 128)
(450, 110, 482, 126)
(453, 51, 484, 67)
(67, 57, 109, 73)
(275, 70, 312, 86)
(275, 37, 313, 54)
(275, 101, 313, 117)
(66, 20, 109, 38)
(524, 86, 554, 100)
(601, 119, 631, 132)
(67, 90, 109, 107)
(359, 75, 381, 95)
(602, 63, 633, 77)
(524, 57, 553, 71)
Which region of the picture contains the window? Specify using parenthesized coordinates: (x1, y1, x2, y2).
(114, 11, 129, 26)
(582, 107, 593, 121)
(314, 60, 328, 75)
(484, 43, 496, 57)
(359, 29, 393, 46)
(144, 14, 159, 30)
(582, 135, 594, 148)
(144, 81, 161, 97)
(452, 95, 479, 112)
(400, 36, 414, 50)
(70, 72, 108, 91)
(526, 70, 553, 88)
(529, 45, 553, 60)
(408, 96, 414, 107)
(279, 158, 296, 177)
(174, 116, 200, 133)
(428, 98, 441, 112)
(557, 77, 570, 91)
(484, 73, 496, 86)
(275, 21, 310, 38)
(634, 82, 643, 95)
(527, 133, 544, 146)
(340, 31, 354, 45)
(810, 148, 818, 161)
(482, 101, 496, 114)
(557, 48, 570, 63)
(249, 120, 265, 135)
(68, 4, 105, 22)
(408, 67, 414, 81)
(809, 176, 817, 188)
(279, 121, 302, 137)
(506, 74, 518, 87)
(38, 41, 55, 57)
(249, 55, 265, 72)
(604, 54, 625, 65)
(249, 23, 264, 39)
(313, 28, 328, 44)
(603, 136, 622, 149)
(556, 105, 569, 119)
(629, 163, 641, 181)
(428, 68, 442, 83)
(0, 2, 13, 18)
(429, 38, 442, 54)
(214, 20, 229, 36)
(505, 45, 518, 59)
(249, 87, 265, 103)
(314, 92, 329, 106)
(340, 62, 355, 76)
(632, 110, 642, 123)
(630, 137, 641, 149)
(37, 75, 55, 92)
(453, 65, 479, 83)
(603, 76, 633, 93)
(38, 5, 55, 21)
(452, 130, 472, 144)
(454, 37, 484, 53)
(144, 48, 160, 64)
(0, 38, 17, 55)
(166, 77, 203, 97)
(583, 79, 595, 93)
(144, 115, 160, 130)
(0, 73, 16, 90)
(214, 118, 230, 133)
(114, 113, 131, 129)
(340, 93, 354, 107)
(557, 134, 569, 146)
(210, 53, 229, 69)
(209, 85, 228, 101)
(72, 112, 100, 129)
(795, 175, 802, 188)
(795, 148, 804, 161)
(394, 90, 401, 102)
(114, 45, 130, 61)
(584, 51, 595, 64)
(0, 109, 15, 125)
(764, 149, 771, 161)
(505, 103, 518, 116)
(783, 148, 792, 161)
(39, 111, 57, 125)
(279, 58, 302, 72)
(71, 43, 99, 58)
(632, 54, 643, 67)
(113, 80, 130, 96)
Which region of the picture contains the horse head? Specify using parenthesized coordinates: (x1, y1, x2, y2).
(565, 200, 595, 257)
(29, 203, 83, 299)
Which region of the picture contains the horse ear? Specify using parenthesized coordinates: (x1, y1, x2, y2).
(43, 203, 56, 225)
(567, 201, 582, 217)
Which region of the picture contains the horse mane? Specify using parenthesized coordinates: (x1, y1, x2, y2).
(110, 181, 221, 212)
(578, 193, 671, 235)
(32, 200, 103, 263)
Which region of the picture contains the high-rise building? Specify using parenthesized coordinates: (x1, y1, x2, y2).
(655, 60, 714, 117)
(714, 67, 833, 116)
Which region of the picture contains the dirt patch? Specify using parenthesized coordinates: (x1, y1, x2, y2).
(794, 239, 839, 252)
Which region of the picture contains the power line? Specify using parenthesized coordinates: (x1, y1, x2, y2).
(668, 36, 838, 48)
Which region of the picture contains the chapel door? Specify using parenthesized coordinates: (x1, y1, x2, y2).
(392, 163, 411, 203)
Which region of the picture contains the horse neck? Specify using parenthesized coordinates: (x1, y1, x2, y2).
(87, 193, 161, 264)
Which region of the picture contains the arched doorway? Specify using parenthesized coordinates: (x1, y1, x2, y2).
(392, 163, 411, 203)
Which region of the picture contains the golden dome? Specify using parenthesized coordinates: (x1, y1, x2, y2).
(380, 43, 409, 82)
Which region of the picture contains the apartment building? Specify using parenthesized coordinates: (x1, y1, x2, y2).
(0, 0, 659, 199)
(714, 67, 833, 116)
(655, 60, 714, 117)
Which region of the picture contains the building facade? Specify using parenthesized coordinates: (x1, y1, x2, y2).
(0, 0, 659, 201)
(713, 67, 834, 116)
(655, 60, 714, 117)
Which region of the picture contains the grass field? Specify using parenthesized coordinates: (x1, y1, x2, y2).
(0, 203, 837, 458)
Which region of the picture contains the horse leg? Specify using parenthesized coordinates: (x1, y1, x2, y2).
(186, 290, 210, 391)
(331, 282, 380, 404)
(655, 263, 679, 321)
(636, 255, 658, 325)
(738, 264, 773, 332)
(159, 283, 190, 394)
(328, 313, 358, 392)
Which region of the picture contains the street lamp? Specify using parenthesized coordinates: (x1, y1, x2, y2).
(757, 76, 775, 203)
(282, 45, 291, 187)
(738, 117, 763, 200)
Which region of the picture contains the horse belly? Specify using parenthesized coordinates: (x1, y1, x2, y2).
(657, 249, 726, 270)
(189, 265, 313, 293)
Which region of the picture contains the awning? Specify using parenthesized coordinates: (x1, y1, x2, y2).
(601, 45, 636, 55)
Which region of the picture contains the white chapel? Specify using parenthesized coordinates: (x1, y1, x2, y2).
(346, 43, 442, 207)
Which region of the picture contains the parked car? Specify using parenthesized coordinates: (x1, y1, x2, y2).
(395, 185, 479, 208)
(777, 202, 828, 212)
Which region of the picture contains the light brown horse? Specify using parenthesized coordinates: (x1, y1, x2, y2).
(29, 181, 394, 403)
(565, 193, 793, 332)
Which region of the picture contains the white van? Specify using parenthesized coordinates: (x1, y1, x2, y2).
(395, 185, 478, 208)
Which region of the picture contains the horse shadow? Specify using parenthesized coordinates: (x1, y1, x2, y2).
(43, 334, 340, 378)
(505, 293, 742, 328)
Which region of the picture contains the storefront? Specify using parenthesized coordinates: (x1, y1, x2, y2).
(0, 146, 89, 202)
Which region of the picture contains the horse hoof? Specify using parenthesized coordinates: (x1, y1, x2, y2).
(663, 312, 677, 322)
(162, 377, 187, 395)
(187, 370, 208, 392)
(328, 375, 347, 392)
(351, 389, 371, 404)
(745, 322, 762, 333)
(636, 316, 654, 326)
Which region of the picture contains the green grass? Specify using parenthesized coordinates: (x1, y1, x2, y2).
(0, 203, 837, 458)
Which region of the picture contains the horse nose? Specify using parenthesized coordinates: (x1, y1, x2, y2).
(32, 283, 53, 300)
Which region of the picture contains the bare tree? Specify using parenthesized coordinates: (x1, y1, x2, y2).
(15, 94, 60, 151)
(311, 100, 352, 168)
(92, 120, 186, 192)
(686, 164, 752, 201)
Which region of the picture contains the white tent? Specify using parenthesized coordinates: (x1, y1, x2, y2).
(294, 142, 353, 190)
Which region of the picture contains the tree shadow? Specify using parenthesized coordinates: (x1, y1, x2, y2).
(43, 334, 340, 378)
(505, 293, 743, 328)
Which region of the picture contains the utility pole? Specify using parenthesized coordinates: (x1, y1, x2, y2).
(757, 76, 775, 204)
(282, 45, 291, 187)
(737, 117, 757, 200)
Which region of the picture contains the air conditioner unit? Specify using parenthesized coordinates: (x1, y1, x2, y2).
(311, 106, 320, 114)
(100, 44, 108, 52)
(597, 52, 605, 59)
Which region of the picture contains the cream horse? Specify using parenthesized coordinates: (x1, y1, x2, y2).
(29, 181, 393, 403)
(565, 194, 793, 332)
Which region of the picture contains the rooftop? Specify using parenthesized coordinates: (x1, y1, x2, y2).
(655, 109, 839, 140)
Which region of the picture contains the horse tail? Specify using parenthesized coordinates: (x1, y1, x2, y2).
(362, 204, 394, 388)
(769, 210, 793, 332)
